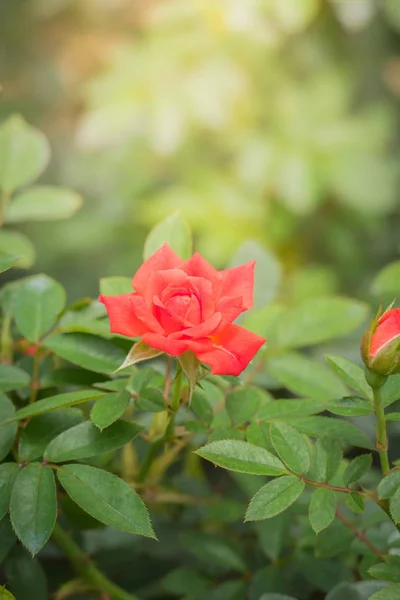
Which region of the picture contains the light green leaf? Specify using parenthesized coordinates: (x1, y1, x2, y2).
(10, 464, 56, 555)
(327, 396, 373, 417)
(90, 391, 130, 430)
(314, 437, 342, 482)
(6, 186, 82, 223)
(135, 388, 165, 413)
(18, 409, 84, 461)
(269, 422, 310, 475)
(44, 420, 141, 463)
(0, 365, 30, 393)
(382, 377, 400, 408)
(0, 586, 16, 599)
(0, 116, 50, 193)
(14, 275, 66, 342)
(43, 333, 126, 374)
(117, 341, 163, 371)
(309, 487, 336, 534)
(345, 492, 364, 513)
(386, 413, 400, 421)
(369, 584, 400, 599)
(0, 464, 18, 521)
(286, 416, 372, 449)
(196, 440, 287, 476)
(325, 356, 372, 400)
(0, 390, 103, 425)
(0, 253, 22, 273)
(99, 276, 132, 296)
(242, 304, 286, 338)
(226, 387, 261, 426)
(245, 476, 305, 521)
(268, 353, 347, 400)
(0, 231, 35, 269)
(57, 464, 155, 537)
(372, 261, 400, 298)
(257, 398, 325, 421)
(378, 471, 400, 499)
(0, 395, 17, 461)
(144, 212, 192, 261)
(369, 558, 400, 583)
(343, 454, 372, 486)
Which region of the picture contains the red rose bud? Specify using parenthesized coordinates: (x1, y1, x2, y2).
(99, 244, 266, 376)
(361, 307, 400, 377)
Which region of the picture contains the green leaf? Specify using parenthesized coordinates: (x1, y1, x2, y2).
(0, 395, 17, 461)
(18, 408, 84, 461)
(57, 464, 155, 538)
(259, 596, 298, 600)
(196, 440, 286, 476)
(372, 261, 400, 297)
(117, 341, 163, 371)
(257, 398, 324, 421)
(0, 390, 103, 425)
(343, 454, 372, 486)
(314, 437, 342, 483)
(229, 241, 281, 308)
(309, 488, 336, 533)
(0, 516, 16, 564)
(369, 558, 400, 583)
(275, 297, 368, 349)
(286, 416, 372, 449)
(44, 420, 141, 463)
(0, 586, 16, 599)
(0, 365, 30, 393)
(269, 422, 310, 475)
(325, 356, 372, 399)
(6, 186, 82, 223)
(144, 212, 192, 261)
(245, 476, 305, 521)
(378, 471, 400, 499)
(315, 522, 354, 558)
(43, 333, 126, 374)
(243, 304, 286, 338)
(386, 413, 400, 421)
(0, 115, 50, 193)
(0, 231, 35, 269)
(0, 253, 22, 273)
(369, 584, 400, 600)
(345, 491, 365, 513)
(181, 532, 246, 573)
(135, 388, 165, 413)
(0, 464, 18, 521)
(226, 387, 261, 426)
(3, 546, 47, 600)
(99, 276, 132, 296)
(268, 353, 347, 400)
(327, 396, 373, 417)
(90, 391, 130, 430)
(10, 464, 56, 555)
(178, 351, 199, 403)
(191, 390, 213, 425)
(14, 275, 66, 342)
(390, 488, 400, 523)
(382, 377, 400, 408)
(162, 567, 211, 597)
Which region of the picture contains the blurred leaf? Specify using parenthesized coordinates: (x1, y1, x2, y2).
(0, 253, 21, 273)
(90, 391, 130, 430)
(0, 464, 18, 521)
(0, 395, 17, 461)
(162, 567, 211, 597)
(259, 596, 298, 600)
(0, 365, 30, 393)
(372, 261, 400, 298)
(144, 212, 192, 260)
(181, 532, 246, 573)
(135, 388, 165, 413)
(257, 398, 324, 421)
(6, 186, 82, 223)
(209, 581, 247, 600)
(10, 464, 56, 555)
(243, 304, 285, 338)
(270, 422, 310, 475)
(0, 586, 15, 599)
(369, 557, 400, 583)
(326, 581, 387, 599)
(0, 231, 35, 269)
(309, 488, 336, 534)
(0, 517, 16, 564)
(382, 376, 400, 408)
(226, 387, 261, 426)
(325, 356, 372, 399)
(57, 464, 155, 537)
(286, 417, 371, 449)
(327, 396, 373, 417)
(3, 546, 47, 600)
(316, 522, 354, 557)
(369, 584, 400, 599)
(99, 277, 132, 296)
(44, 333, 126, 374)
(14, 275, 66, 342)
(343, 454, 372, 486)
(191, 390, 213, 425)
(254, 514, 290, 561)
(196, 440, 286, 476)
(0, 116, 50, 193)
(246, 476, 305, 521)
(378, 471, 400, 499)
(346, 492, 364, 513)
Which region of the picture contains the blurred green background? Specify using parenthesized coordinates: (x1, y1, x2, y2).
(2, 0, 400, 300)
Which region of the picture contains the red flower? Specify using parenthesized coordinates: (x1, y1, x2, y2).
(99, 244, 266, 376)
(361, 307, 400, 376)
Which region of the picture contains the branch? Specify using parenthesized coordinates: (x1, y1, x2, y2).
(335, 509, 386, 561)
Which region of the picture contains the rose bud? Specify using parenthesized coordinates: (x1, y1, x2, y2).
(361, 306, 400, 377)
(99, 244, 266, 376)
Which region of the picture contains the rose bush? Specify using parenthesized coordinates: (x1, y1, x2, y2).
(99, 243, 266, 376)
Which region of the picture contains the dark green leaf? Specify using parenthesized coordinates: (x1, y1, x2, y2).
(3, 546, 47, 600)
(44, 420, 141, 462)
(314, 437, 342, 483)
(269, 422, 310, 475)
(5, 186, 82, 223)
(0, 517, 16, 563)
(191, 390, 213, 425)
(0, 586, 15, 599)
(369, 558, 400, 583)
(0, 464, 18, 521)
(245, 476, 305, 521)
(254, 514, 290, 561)
(144, 212, 192, 261)
(0, 365, 30, 393)
(325, 356, 372, 399)
(135, 388, 165, 413)
(343, 454, 372, 486)
(309, 488, 336, 533)
(181, 532, 246, 573)
(90, 391, 130, 430)
(226, 387, 261, 426)
(390, 488, 400, 523)
(196, 440, 286, 476)
(383, 377, 400, 408)
(57, 464, 155, 537)
(0, 395, 17, 460)
(315, 522, 354, 557)
(162, 567, 211, 596)
(10, 464, 56, 555)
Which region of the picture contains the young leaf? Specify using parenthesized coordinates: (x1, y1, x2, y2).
(325, 356, 372, 400)
(196, 440, 287, 476)
(343, 454, 372, 486)
(3, 546, 47, 600)
(44, 420, 142, 463)
(117, 341, 163, 371)
(226, 387, 261, 426)
(57, 464, 155, 538)
(0, 395, 17, 461)
(245, 476, 305, 521)
(10, 464, 56, 555)
(18, 409, 84, 461)
(0, 464, 18, 521)
(269, 422, 310, 475)
(135, 388, 165, 413)
(5, 186, 82, 223)
(43, 333, 126, 374)
(326, 396, 373, 417)
(0, 365, 30, 393)
(314, 437, 342, 483)
(178, 351, 199, 403)
(90, 391, 130, 430)
(143, 212, 192, 261)
(378, 471, 400, 499)
(309, 488, 336, 533)
(0, 252, 22, 273)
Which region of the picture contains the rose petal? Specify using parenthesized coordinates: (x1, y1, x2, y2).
(133, 244, 184, 296)
(130, 295, 165, 334)
(99, 294, 148, 337)
(216, 296, 244, 328)
(195, 324, 266, 376)
(141, 333, 189, 356)
(172, 312, 222, 339)
(183, 253, 222, 297)
(220, 261, 255, 310)
(371, 309, 400, 357)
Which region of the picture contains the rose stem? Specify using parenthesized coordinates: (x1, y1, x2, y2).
(373, 386, 390, 475)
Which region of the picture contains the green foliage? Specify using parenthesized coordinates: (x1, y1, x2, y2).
(246, 476, 306, 521)
(143, 211, 192, 260)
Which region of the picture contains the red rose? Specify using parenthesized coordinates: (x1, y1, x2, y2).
(99, 244, 266, 376)
(361, 307, 400, 376)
